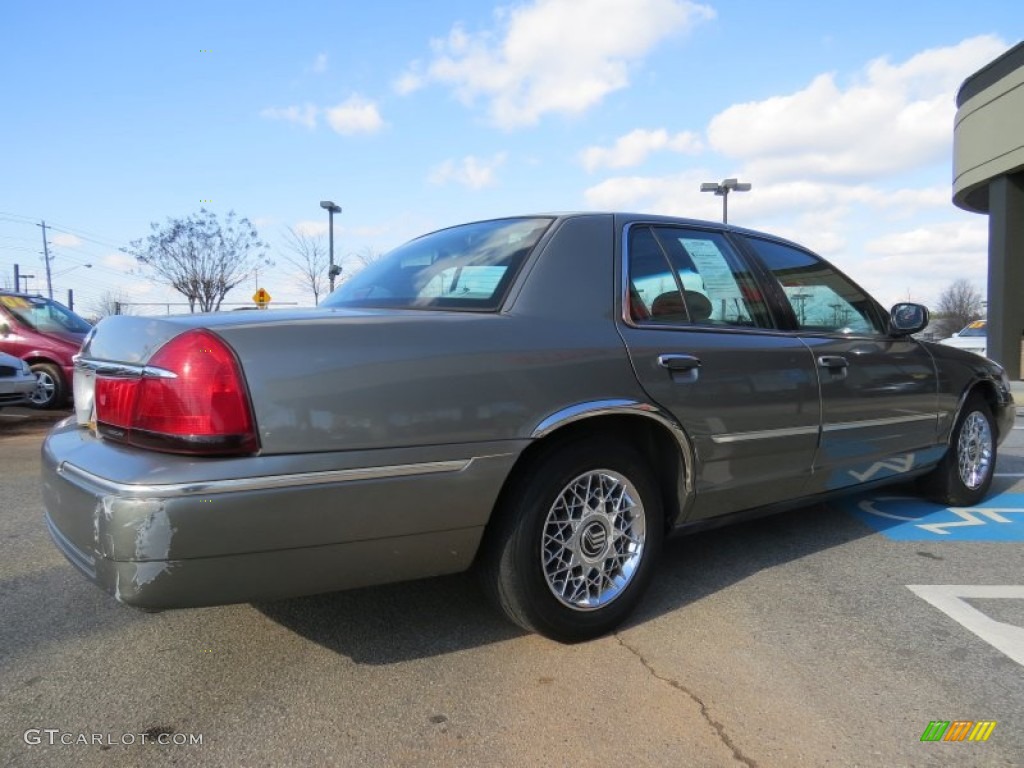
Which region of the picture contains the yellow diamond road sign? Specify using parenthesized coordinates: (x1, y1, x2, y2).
(253, 288, 271, 305)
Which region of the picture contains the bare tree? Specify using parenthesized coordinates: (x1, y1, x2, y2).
(346, 246, 386, 276)
(282, 227, 328, 305)
(934, 278, 984, 337)
(125, 209, 271, 312)
(88, 289, 136, 321)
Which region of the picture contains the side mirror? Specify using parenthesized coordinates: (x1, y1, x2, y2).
(889, 302, 929, 336)
(0, 322, 9, 337)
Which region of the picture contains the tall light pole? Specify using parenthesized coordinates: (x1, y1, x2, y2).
(700, 178, 751, 224)
(320, 200, 343, 292)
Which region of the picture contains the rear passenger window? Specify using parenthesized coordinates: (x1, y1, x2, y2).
(745, 237, 885, 335)
(627, 225, 772, 329)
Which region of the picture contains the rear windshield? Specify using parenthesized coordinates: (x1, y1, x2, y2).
(322, 217, 553, 311)
(958, 321, 986, 337)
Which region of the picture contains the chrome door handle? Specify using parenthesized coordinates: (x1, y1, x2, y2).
(817, 355, 849, 369)
(658, 354, 701, 372)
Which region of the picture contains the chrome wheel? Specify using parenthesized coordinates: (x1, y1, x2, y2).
(958, 411, 993, 490)
(541, 469, 646, 611)
(30, 370, 56, 406)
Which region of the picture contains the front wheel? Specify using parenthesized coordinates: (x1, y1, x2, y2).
(480, 438, 664, 643)
(919, 393, 996, 506)
(29, 362, 66, 409)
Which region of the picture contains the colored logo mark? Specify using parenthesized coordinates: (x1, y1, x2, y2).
(842, 492, 1024, 541)
(920, 720, 996, 742)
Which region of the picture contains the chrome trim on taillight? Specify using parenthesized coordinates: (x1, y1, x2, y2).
(75, 358, 177, 379)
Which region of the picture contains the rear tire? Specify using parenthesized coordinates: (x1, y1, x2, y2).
(480, 437, 663, 643)
(29, 362, 66, 410)
(919, 393, 996, 506)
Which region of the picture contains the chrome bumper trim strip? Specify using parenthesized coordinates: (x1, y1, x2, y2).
(57, 458, 475, 497)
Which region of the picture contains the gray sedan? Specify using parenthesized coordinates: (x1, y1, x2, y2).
(42, 213, 1014, 642)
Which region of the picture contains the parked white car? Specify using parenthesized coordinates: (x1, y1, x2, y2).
(940, 320, 987, 357)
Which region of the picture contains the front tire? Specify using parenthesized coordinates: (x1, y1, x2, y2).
(481, 437, 664, 643)
(29, 362, 66, 409)
(919, 393, 996, 506)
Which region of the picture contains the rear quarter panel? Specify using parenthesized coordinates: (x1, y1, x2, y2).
(216, 214, 650, 454)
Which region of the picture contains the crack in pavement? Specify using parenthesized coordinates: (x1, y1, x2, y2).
(615, 633, 758, 768)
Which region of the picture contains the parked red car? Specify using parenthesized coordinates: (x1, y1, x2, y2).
(0, 292, 92, 408)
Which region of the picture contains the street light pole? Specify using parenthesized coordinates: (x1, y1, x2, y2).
(700, 178, 752, 224)
(320, 200, 343, 292)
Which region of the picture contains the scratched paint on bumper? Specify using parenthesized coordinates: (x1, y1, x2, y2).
(840, 492, 1024, 541)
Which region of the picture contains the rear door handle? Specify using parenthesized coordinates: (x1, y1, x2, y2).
(817, 355, 849, 369)
(658, 354, 701, 372)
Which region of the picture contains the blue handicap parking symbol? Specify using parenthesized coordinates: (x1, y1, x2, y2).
(841, 491, 1024, 541)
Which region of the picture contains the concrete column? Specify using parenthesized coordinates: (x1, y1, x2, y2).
(987, 172, 1024, 378)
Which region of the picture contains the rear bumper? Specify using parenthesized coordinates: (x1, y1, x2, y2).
(44, 509, 484, 609)
(42, 422, 521, 609)
(0, 375, 36, 405)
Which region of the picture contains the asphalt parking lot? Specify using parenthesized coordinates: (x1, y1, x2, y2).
(2, 404, 1022, 767)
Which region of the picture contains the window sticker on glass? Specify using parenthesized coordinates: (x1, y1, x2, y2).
(679, 238, 752, 324)
(680, 239, 736, 296)
(420, 266, 508, 299)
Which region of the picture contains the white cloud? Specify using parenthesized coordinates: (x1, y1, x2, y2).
(706, 35, 1007, 182)
(860, 221, 989, 305)
(324, 95, 385, 135)
(584, 172, 867, 220)
(293, 220, 329, 237)
(398, 0, 715, 128)
(101, 252, 137, 272)
(312, 53, 328, 74)
(51, 233, 82, 247)
(260, 103, 319, 129)
(865, 221, 987, 257)
(429, 153, 508, 189)
(580, 129, 702, 171)
(261, 95, 384, 135)
(393, 68, 423, 96)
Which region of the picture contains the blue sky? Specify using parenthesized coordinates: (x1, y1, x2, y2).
(1, 0, 1019, 315)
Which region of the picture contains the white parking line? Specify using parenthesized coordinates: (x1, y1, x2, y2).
(908, 585, 1024, 667)
(995, 473, 1024, 477)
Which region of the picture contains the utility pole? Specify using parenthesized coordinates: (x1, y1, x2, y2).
(38, 220, 53, 299)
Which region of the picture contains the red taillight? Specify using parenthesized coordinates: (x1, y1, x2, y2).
(95, 329, 258, 456)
